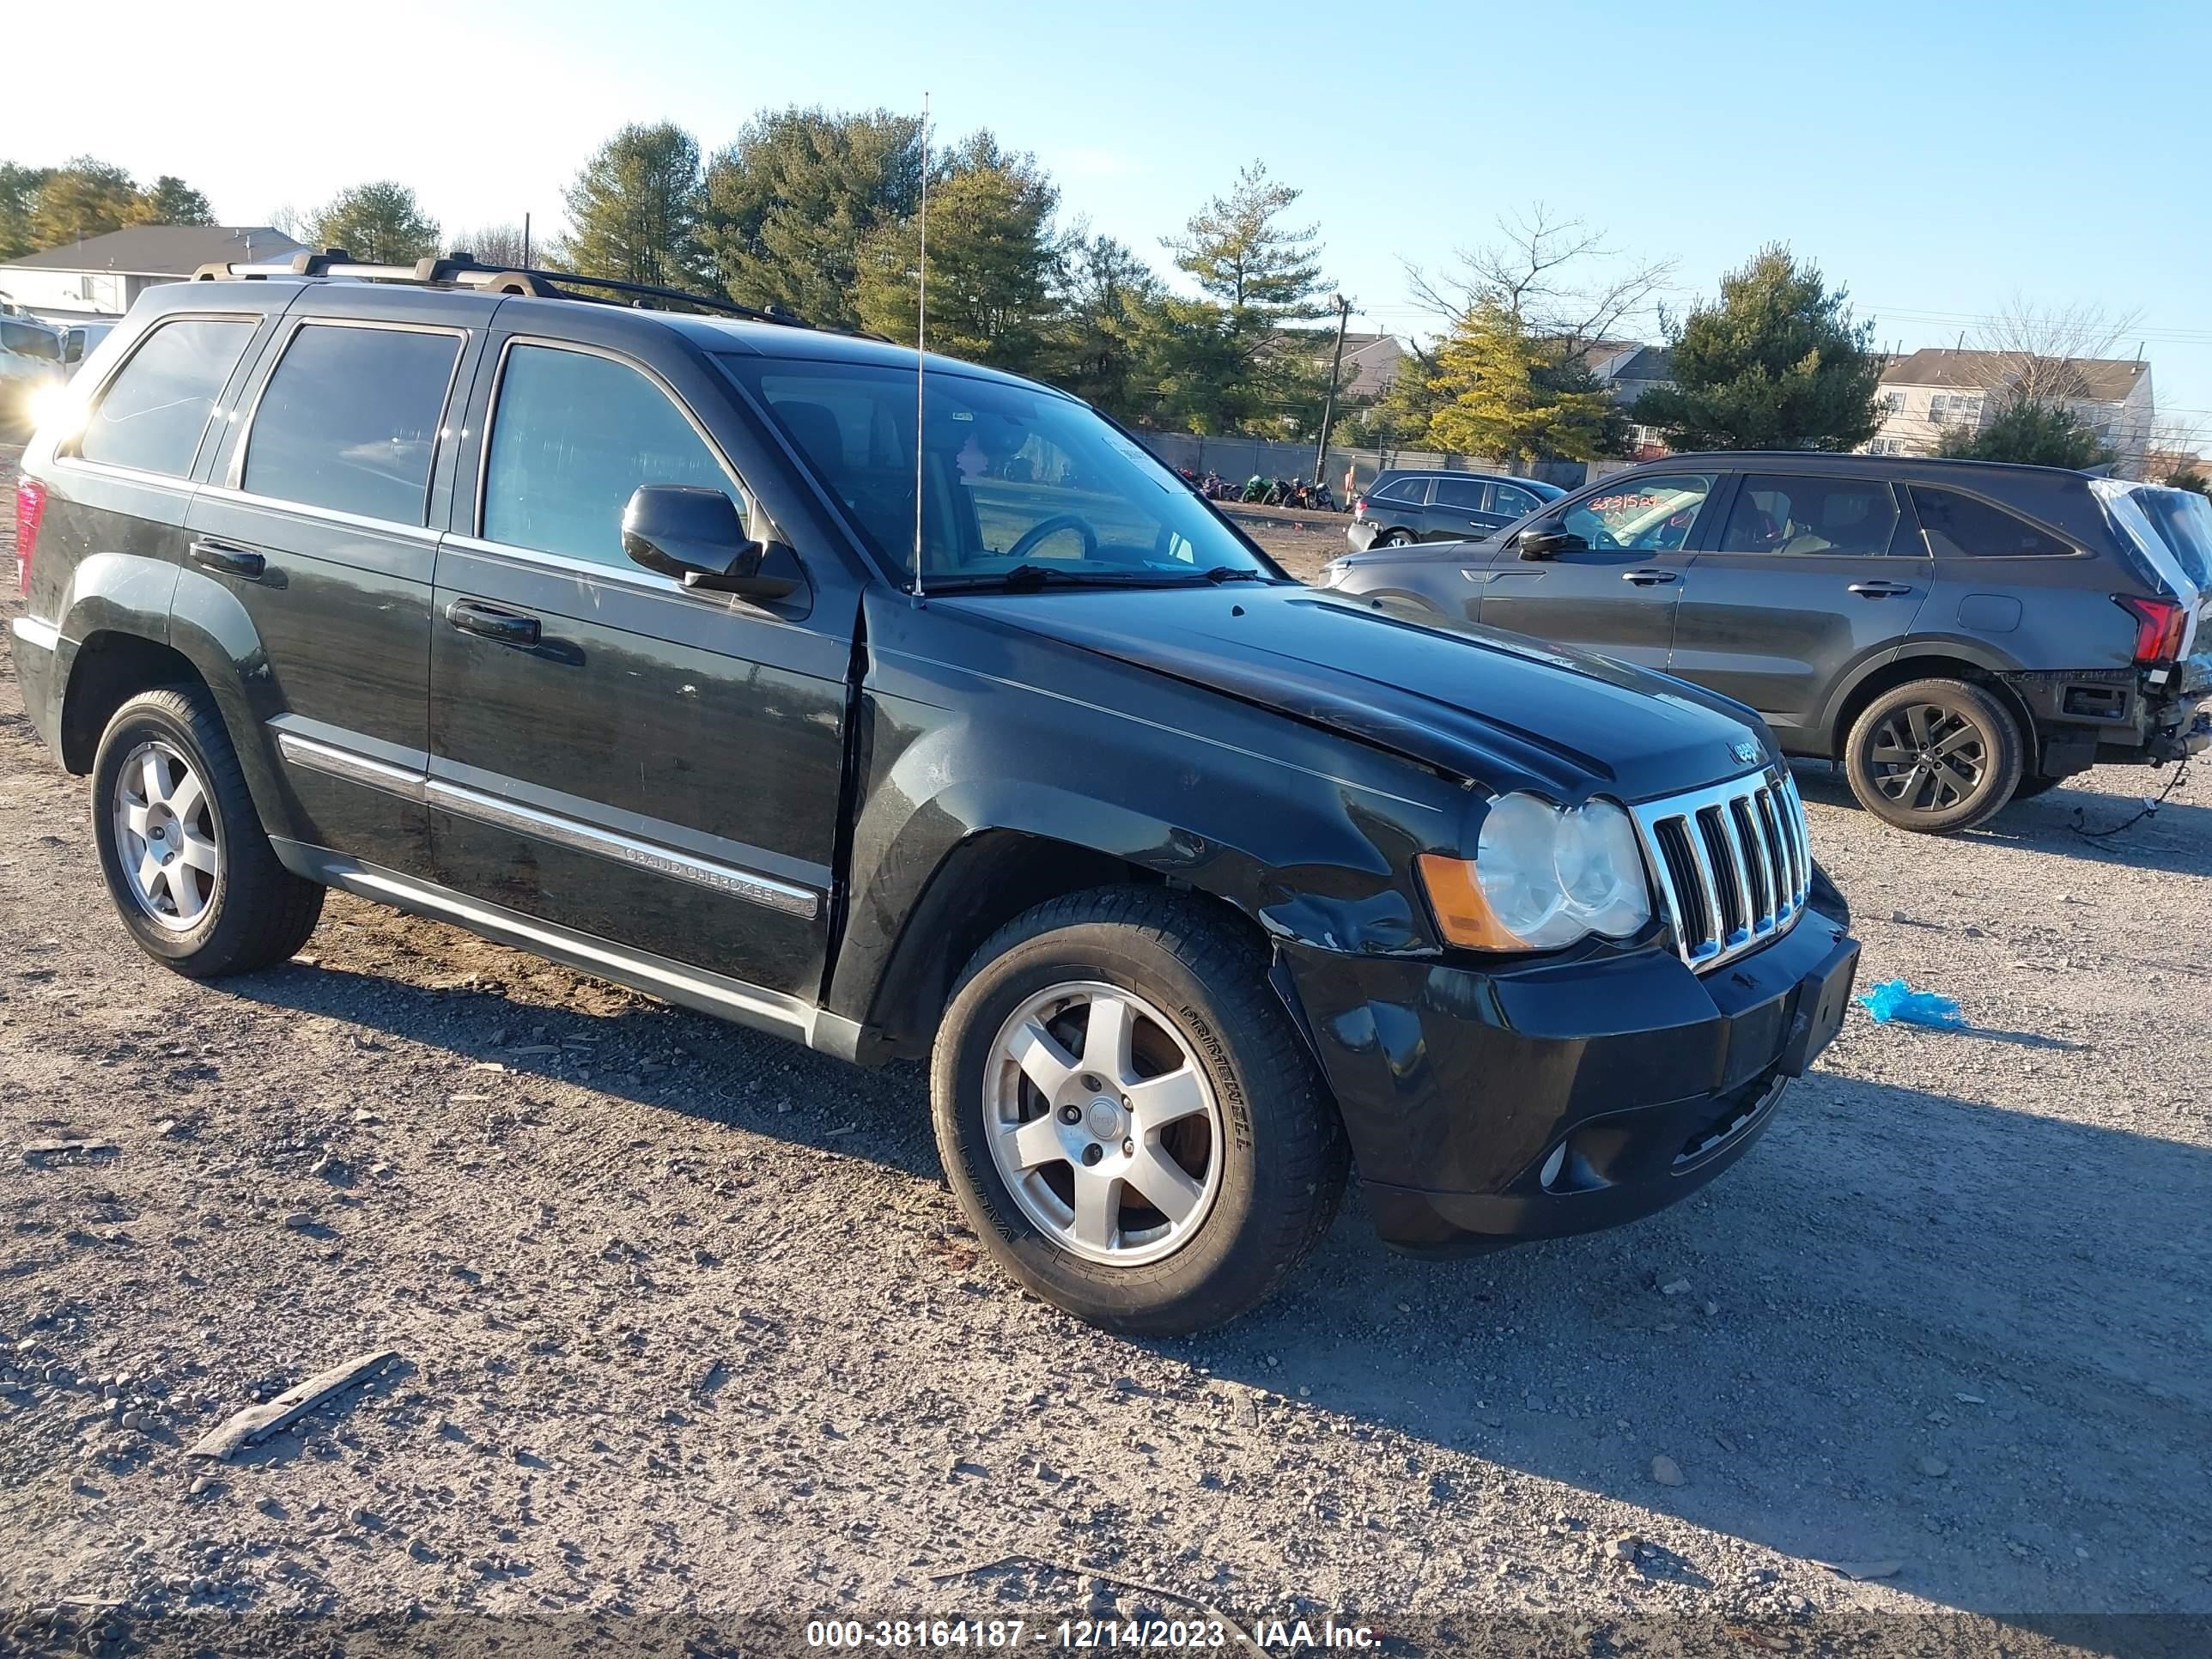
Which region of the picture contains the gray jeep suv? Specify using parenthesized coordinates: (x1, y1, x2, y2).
(1324, 453, 2211, 834)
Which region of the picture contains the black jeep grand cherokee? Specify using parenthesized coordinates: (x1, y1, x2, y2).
(9, 253, 1858, 1334)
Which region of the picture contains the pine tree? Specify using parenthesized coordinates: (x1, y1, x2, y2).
(556, 124, 709, 289)
(1632, 245, 1882, 451)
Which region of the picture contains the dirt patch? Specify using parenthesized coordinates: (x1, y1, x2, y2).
(3, 441, 2209, 1647)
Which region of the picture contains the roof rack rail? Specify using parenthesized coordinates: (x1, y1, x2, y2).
(190, 248, 814, 330)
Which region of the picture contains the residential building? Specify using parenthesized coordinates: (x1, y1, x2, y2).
(1865, 348, 2155, 471)
(1589, 343, 1674, 459)
(0, 225, 307, 323)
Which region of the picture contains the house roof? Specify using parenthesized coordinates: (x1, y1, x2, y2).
(1, 225, 307, 277)
(1879, 347, 2148, 403)
(1607, 345, 1672, 383)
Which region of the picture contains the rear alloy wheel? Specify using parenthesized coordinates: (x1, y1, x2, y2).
(1844, 678, 2024, 835)
(91, 688, 325, 975)
(933, 888, 1347, 1334)
(1376, 528, 1413, 548)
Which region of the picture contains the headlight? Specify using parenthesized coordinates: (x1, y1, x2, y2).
(1417, 793, 1652, 951)
(1318, 559, 1348, 588)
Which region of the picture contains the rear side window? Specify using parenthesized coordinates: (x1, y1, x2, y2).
(1373, 477, 1428, 505)
(1911, 488, 2071, 558)
(1719, 475, 1900, 556)
(1431, 477, 1488, 511)
(78, 317, 256, 477)
(2, 319, 60, 362)
(242, 325, 461, 525)
(482, 343, 743, 567)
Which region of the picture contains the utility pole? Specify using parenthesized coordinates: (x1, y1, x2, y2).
(522, 213, 532, 267)
(1313, 292, 1352, 486)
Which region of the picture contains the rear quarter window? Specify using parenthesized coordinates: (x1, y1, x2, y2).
(1374, 477, 1429, 505)
(1911, 487, 2072, 558)
(77, 317, 258, 478)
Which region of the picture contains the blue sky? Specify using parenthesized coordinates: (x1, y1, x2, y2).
(9, 0, 2209, 450)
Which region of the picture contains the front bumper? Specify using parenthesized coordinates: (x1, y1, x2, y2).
(1282, 910, 1859, 1255)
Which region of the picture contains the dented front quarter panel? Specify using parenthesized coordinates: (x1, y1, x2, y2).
(827, 587, 1471, 1029)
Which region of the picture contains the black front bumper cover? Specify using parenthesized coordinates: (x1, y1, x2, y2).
(1282, 909, 1859, 1255)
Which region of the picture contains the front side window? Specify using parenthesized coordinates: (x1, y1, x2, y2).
(1717, 475, 1901, 557)
(1557, 473, 1717, 553)
(77, 317, 255, 477)
(719, 355, 1272, 587)
(1911, 488, 2071, 558)
(483, 344, 744, 566)
(1431, 477, 1488, 511)
(242, 325, 461, 525)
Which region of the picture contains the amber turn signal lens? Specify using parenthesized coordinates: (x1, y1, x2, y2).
(1415, 854, 1528, 951)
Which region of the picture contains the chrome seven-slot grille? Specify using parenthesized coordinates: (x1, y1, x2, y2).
(1630, 769, 1811, 972)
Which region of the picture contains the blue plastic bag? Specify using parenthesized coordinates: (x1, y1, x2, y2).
(1856, 977, 1966, 1029)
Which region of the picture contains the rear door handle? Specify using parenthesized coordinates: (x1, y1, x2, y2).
(1622, 568, 1679, 586)
(1847, 580, 1915, 598)
(188, 539, 265, 580)
(444, 599, 542, 647)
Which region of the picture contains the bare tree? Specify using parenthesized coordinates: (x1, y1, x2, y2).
(451, 223, 532, 267)
(1969, 296, 2143, 404)
(268, 204, 306, 240)
(1404, 204, 1674, 361)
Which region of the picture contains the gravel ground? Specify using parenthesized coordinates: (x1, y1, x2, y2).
(3, 440, 2209, 1654)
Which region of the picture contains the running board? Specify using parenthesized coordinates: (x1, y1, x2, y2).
(271, 841, 868, 1060)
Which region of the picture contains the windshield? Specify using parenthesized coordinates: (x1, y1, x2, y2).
(718, 356, 1275, 588)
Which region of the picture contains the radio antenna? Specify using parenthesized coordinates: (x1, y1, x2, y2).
(911, 89, 930, 602)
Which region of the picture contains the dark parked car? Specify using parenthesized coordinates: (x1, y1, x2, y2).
(1326, 454, 2211, 834)
(1346, 468, 1565, 550)
(10, 256, 1857, 1333)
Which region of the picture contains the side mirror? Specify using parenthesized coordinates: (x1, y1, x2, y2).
(622, 484, 800, 600)
(1519, 526, 1584, 561)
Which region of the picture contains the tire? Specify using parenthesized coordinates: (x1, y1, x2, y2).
(1376, 528, 1413, 548)
(1842, 678, 2025, 835)
(89, 686, 324, 977)
(930, 887, 1348, 1335)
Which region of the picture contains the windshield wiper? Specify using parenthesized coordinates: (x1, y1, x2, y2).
(927, 563, 1223, 593)
(1200, 565, 1269, 583)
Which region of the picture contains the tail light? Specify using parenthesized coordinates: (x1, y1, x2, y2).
(1353, 496, 1368, 519)
(2117, 595, 2187, 665)
(14, 477, 45, 596)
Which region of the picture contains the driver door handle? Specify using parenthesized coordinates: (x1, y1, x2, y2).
(1622, 568, 1679, 586)
(1847, 580, 1915, 598)
(444, 599, 542, 647)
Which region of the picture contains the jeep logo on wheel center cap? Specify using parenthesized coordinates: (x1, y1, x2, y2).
(1085, 1097, 1122, 1139)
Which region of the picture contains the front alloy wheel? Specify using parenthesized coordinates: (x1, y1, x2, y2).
(983, 981, 1224, 1266)
(932, 887, 1347, 1334)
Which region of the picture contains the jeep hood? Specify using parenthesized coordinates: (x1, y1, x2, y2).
(941, 585, 1775, 803)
